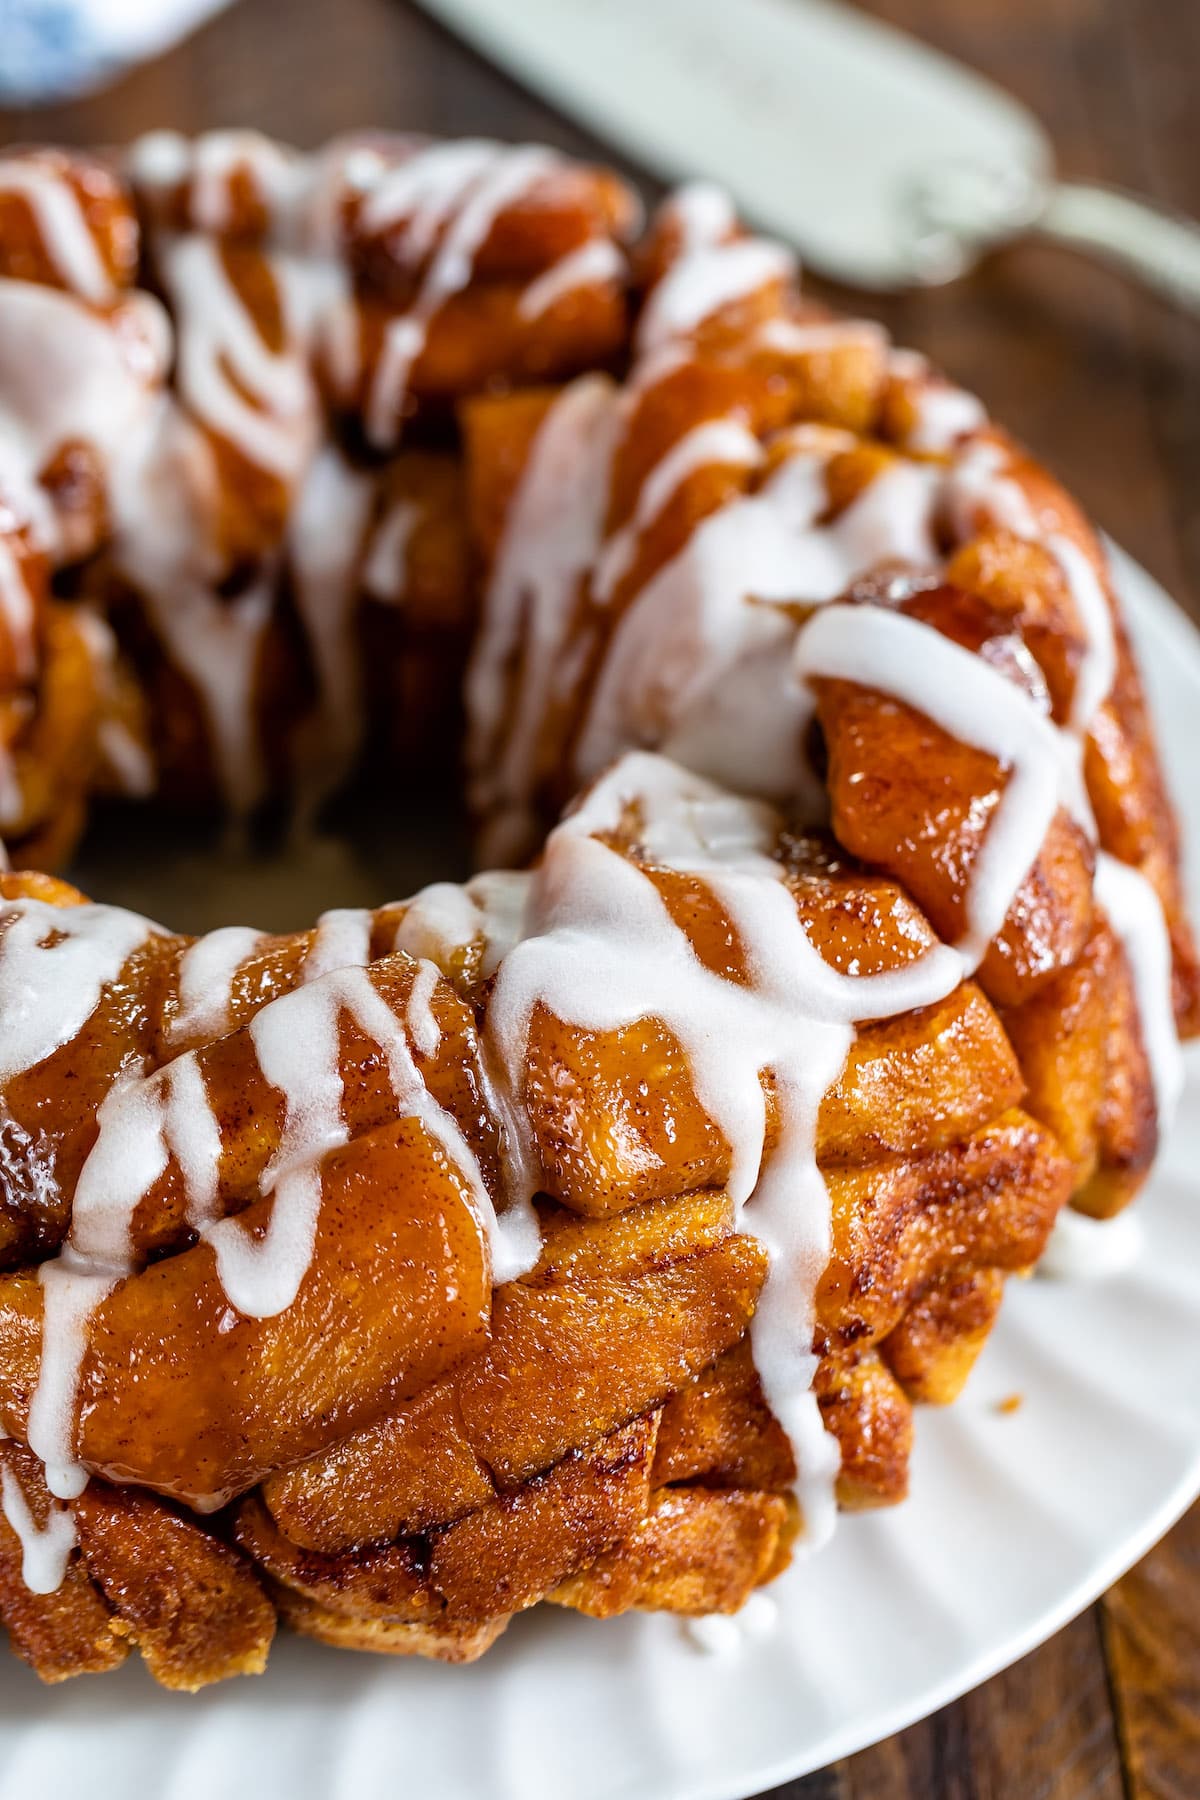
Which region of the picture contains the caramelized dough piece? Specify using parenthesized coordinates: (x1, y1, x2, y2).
(360, 452, 476, 767)
(0, 904, 178, 1270)
(881, 1268, 1005, 1406)
(244, 1416, 656, 1624)
(235, 1497, 441, 1625)
(263, 1190, 763, 1551)
(0, 150, 139, 293)
(351, 158, 636, 292)
(128, 129, 306, 238)
(1087, 663, 1200, 1032)
(363, 451, 473, 631)
(73, 1482, 274, 1689)
(330, 280, 626, 427)
(273, 1589, 507, 1664)
(518, 848, 1022, 1215)
(595, 358, 782, 607)
(139, 956, 497, 1262)
(518, 1010, 728, 1217)
(653, 1337, 916, 1512)
(0, 885, 495, 1270)
(551, 1487, 793, 1619)
(158, 916, 464, 1050)
(945, 517, 1200, 1030)
(0, 603, 106, 870)
(822, 982, 1024, 1164)
(463, 386, 561, 566)
(426, 1415, 656, 1622)
(463, 361, 781, 843)
(818, 1109, 1071, 1349)
(815, 680, 1095, 1010)
(145, 238, 314, 562)
(744, 310, 889, 434)
(0, 1442, 125, 1681)
(0, 512, 47, 694)
(0, 1120, 491, 1506)
(653, 1340, 794, 1494)
(1000, 920, 1157, 1218)
(816, 1348, 913, 1509)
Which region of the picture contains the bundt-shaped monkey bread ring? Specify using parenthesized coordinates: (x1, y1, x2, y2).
(0, 130, 1192, 1688)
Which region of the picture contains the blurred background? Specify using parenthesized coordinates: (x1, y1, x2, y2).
(0, 0, 1195, 621)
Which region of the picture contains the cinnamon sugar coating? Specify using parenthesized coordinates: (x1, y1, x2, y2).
(0, 133, 1192, 1686)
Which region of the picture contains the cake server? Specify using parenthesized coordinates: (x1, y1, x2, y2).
(412, 0, 1200, 312)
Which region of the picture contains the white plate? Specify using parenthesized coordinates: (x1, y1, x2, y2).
(2, 545, 1199, 1800)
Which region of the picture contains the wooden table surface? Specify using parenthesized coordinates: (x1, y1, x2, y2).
(2, 0, 1196, 1793)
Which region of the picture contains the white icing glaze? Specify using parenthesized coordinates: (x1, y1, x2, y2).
(406, 958, 443, 1057)
(465, 374, 621, 863)
(72, 605, 154, 793)
(795, 603, 1093, 967)
(71, 1075, 171, 1269)
(393, 873, 530, 978)
(592, 418, 764, 605)
(358, 141, 497, 251)
(0, 223, 334, 819)
(0, 536, 36, 681)
(0, 280, 169, 521)
(162, 1053, 224, 1230)
(133, 565, 274, 818)
(157, 234, 317, 481)
(109, 403, 275, 819)
(682, 1590, 778, 1655)
(189, 130, 301, 235)
(0, 743, 23, 829)
(0, 160, 114, 304)
(0, 897, 160, 1083)
(212, 975, 352, 1317)
(0, 1462, 77, 1593)
(287, 444, 374, 800)
(486, 752, 962, 1546)
(97, 719, 156, 798)
(128, 129, 303, 236)
(946, 440, 1117, 739)
(756, 316, 888, 358)
(393, 880, 484, 969)
(466, 872, 532, 976)
(127, 129, 192, 192)
(363, 142, 559, 448)
(362, 496, 421, 605)
(304, 908, 373, 983)
(207, 964, 496, 1315)
(888, 349, 986, 454)
(1054, 534, 1117, 735)
(29, 1249, 120, 1499)
(1094, 850, 1184, 1127)
(636, 182, 795, 356)
(575, 439, 940, 805)
(517, 237, 625, 320)
(0, 268, 271, 821)
(293, 137, 390, 257)
(21, 934, 499, 1498)
(171, 924, 265, 1047)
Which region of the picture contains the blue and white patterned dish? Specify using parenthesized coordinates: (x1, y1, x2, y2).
(0, 0, 229, 103)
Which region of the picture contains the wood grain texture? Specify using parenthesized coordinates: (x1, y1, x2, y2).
(1102, 1504, 1200, 1800)
(0, 0, 1196, 1793)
